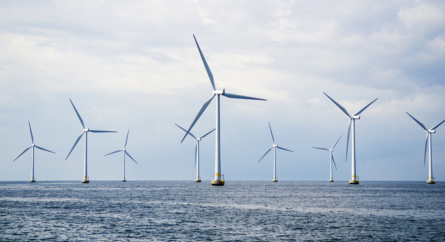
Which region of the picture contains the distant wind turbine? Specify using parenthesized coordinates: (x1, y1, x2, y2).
(312, 135, 342, 182)
(176, 124, 215, 182)
(180, 35, 267, 186)
(406, 112, 445, 184)
(258, 123, 293, 182)
(104, 130, 138, 182)
(66, 99, 117, 183)
(324, 93, 378, 184)
(13, 122, 56, 182)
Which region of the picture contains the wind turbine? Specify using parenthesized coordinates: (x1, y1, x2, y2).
(406, 112, 445, 184)
(176, 124, 215, 182)
(258, 123, 293, 182)
(66, 98, 117, 183)
(312, 135, 342, 182)
(104, 130, 138, 182)
(13, 122, 56, 182)
(323, 93, 378, 184)
(180, 35, 267, 186)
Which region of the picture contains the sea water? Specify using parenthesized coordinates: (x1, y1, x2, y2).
(0, 181, 444, 241)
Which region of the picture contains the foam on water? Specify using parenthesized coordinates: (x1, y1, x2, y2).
(0, 181, 444, 241)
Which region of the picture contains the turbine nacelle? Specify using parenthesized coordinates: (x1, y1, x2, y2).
(212, 89, 225, 95)
(197, 137, 201, 141)
(31, 144, 35, 147)
(84, 128, 89, 132)
(272, 144, 277, 147)
(428, 130, 436, 133)
(351, 115, 361, 120)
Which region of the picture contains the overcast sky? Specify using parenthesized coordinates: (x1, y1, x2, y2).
(1, 0, 444, 182)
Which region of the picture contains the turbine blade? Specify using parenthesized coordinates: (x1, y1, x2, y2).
(180, 94, 215, 143)
(28, 121, 34, 143)
(125, 151, 138, 164)
(424, 133, 428, 166)
(258, 147, 273, 163)
(331, 134, 343, 150)
(13, 146, 32, 161)
(104, 150, 123, 156)
(223, 92, 267, 101)
(66, 132, 85, 160)
(345, 119, 351, 162)
(175, 124, 197, 139)
(124, 130, 129, 148)
(332, 154, 337, 170)
(193, 35, 216, 91)
(35, 145, 56, 154)
(195, 143, 197, 168)
(406, 112, 428, 131)
(200, 128, 215, 139)
(269, 122, 275, 144)
(88, 130, 117, 133)
(69, 98, 85, 129)
(277, 146, 294, 152)
(431, 119, 445, 131)
(323, 92, 351, 117)
(353, 98, 378, 116)
(312, 147, 329, 151)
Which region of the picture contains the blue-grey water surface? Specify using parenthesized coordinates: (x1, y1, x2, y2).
(0, 181, 444, 241)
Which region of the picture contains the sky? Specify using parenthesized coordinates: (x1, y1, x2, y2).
(1, 0, 444, 182)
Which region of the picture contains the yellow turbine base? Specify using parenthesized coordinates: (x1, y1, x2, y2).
(81, 179, 89, 183)
(349, 180, 359, 185)
(30, 179, 36, 183)
(427, 180, 435, 184)
(211, 180, 224, 186)
(329, 179, 334, 182)
(122, 179, 126, 182)
(272, 179, 278, 182)
(195, 179, 201, 182)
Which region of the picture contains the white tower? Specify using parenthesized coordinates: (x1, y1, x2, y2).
(14, 122, 56, 182)
(66, 99, 117, 183)
(180, 35, 266, 186)
(176, 124, 215, 182)
(258, 123, 294, 182)
(324, 93, 378, 185)
(406, 112, 445, 184)
(104, 130, 138, 182)
(312, 135, 342, 182)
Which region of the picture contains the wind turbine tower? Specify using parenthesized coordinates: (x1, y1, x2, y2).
(180, 35, 266, 186)
(324, 93, 378, 184)
(13, 122, 56, 182)
(66, 99, 117, 183)
(406, 112, 445, 184)
(258, 123, 294, 182)
(104, 130, 138, 182)
(176, 124, 215, 182)
(312, 135, 342, 182)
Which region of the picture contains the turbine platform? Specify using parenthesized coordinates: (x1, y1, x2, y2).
(211, 180, 224, 186)
(349, 180, 359, 185)
(272, 179, 278, 182)
(122, 179, 126, 182)
(81, 179, 89, 183)
(427, 180, 435, 184)
(195, 179, 201, 182)
(329, 179, 334, 182)
(30, 179, 35, 183)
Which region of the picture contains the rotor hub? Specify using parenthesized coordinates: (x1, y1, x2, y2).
(212, 89, 225, 95)
(84, 128, 89, 132)
(272, 144, 277, 147)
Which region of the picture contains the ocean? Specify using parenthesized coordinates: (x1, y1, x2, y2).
(0, 181, 444, 241)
